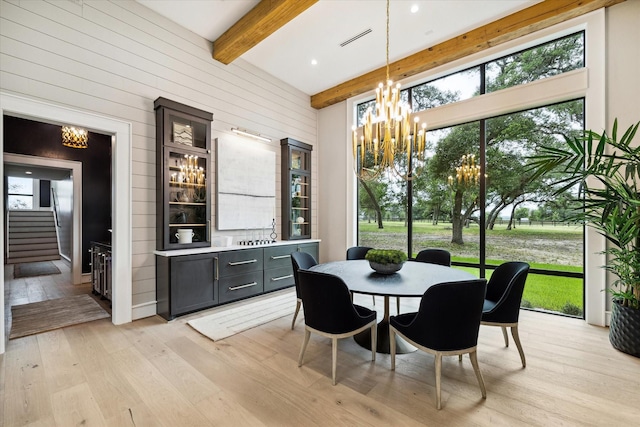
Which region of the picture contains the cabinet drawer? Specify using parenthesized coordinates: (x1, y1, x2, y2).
(219, 271, 264, 304)
(264, 266, 295, 292)
(218, 248, 263, 277)
(263, 245, 297, 269)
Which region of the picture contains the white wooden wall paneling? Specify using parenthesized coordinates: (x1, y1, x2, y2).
(0, 0, 318, 321)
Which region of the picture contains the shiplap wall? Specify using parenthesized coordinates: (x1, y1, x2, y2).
(0, 0, 317, 317)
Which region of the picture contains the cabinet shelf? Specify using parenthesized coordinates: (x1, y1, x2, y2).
(169, 182, 205, 188)
(292, 207, 309, 210)
(170, 202, 206, 206)
(169, 223, 207, 227)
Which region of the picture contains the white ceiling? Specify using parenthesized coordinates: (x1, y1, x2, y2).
(137, 0, 540, 95)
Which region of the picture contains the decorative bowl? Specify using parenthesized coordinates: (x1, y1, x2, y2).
(369, 261, 404, 275)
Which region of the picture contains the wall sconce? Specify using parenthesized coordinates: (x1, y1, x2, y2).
(61, 126, 89, 148)
(231, 127, 271, 143)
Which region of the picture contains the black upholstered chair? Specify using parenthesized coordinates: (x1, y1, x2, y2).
(415, 248, 451, 266)
(390, 279, 488, 409)
(290, 251, 318, 330)
(482, 261, 530, 367)
(346, 246, 373, 261)
(346, 246, 377, 305)
(297, 270, 377, 385)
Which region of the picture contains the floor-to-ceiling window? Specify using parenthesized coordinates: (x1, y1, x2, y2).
(357, 32, 585, 317)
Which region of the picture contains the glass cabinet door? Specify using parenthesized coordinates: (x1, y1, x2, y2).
(281, 138, 312, 240)
(290, 173, 310, 238)
(166, 149, 209, 246)
(165, 110, 209, 151)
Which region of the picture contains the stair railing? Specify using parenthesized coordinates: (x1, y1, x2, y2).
(5, 210, 10, 258)
(51, 187, 60, 228)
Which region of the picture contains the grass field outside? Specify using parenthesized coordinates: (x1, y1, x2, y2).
(359, 220, 584, 316)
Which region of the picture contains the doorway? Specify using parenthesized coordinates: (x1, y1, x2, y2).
(0, 92, 132, 354)
(4, 154, 83, 284)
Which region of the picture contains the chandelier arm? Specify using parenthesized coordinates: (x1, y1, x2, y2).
(386, 0, 390, 81)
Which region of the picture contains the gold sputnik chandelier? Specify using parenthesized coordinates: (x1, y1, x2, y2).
(448, 154, 481, 186)
(352, 0, 427, 181)
(61, 126, 88, 149)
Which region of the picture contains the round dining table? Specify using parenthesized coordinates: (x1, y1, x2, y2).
(309, 260, 476, 354)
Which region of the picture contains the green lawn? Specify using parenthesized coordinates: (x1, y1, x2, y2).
(359, 220, 584, 316)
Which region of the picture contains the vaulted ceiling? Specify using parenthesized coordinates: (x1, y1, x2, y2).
(137, 0, 624, 109)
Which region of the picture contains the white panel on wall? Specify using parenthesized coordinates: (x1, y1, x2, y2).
(216, 137, 275, 230)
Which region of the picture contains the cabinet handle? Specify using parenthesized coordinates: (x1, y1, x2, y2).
(270, 255, 291, 260)
(228, 282, 258, 291)
(214, 257, 219, 281)
(228, 259, 257, 266)
(271, 274, 293, 282)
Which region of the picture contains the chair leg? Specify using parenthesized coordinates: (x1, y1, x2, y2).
(501, 326, 509, 347)
(435, 353, 443, 410)
(511, 325, 526, 368)
(332, 337, 338, 385)
(298, 330, 310, 367)
(350, 291, 354, 302)
(458, 354, 462, 362)
(396, 297, 400, 314)
(370, 322, 377, 362)
(291, 299, 301, 330)
(372, 295, 376, 305)
(390, 328, 397, 370)
(469, 351, 487, 399)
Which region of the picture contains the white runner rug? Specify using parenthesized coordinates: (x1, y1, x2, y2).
(187, 288, 297, 341)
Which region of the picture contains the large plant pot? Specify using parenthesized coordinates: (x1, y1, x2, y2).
(609, 300, 640, 358)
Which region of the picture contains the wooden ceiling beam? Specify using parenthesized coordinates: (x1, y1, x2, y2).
(311, 0, 625, 110)
(213, 0, 318, 65)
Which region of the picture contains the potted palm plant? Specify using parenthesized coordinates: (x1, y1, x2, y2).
(529, 119, 640, 357)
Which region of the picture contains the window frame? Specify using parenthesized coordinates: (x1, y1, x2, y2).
(348, 10, 606, 324)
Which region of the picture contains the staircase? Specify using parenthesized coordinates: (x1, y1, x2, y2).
(7, 210, 61, 264)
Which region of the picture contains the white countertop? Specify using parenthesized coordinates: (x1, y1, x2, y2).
(154, 239, 320, 257)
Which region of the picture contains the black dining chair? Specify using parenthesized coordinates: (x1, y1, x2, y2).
(297, 270, 377, 385)
(346, 246, 377, 306)
(290, 251, 318, 330)
(389, 279, 488, 409)
(415, 248, 451, 266)
(481, 261, 530, 367)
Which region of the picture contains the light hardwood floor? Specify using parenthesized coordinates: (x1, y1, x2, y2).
(2, 263, 640, 426)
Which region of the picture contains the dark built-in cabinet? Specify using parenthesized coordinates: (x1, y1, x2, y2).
(155, 97, 213, 250)
(281, 138, 312, 240)
(156, 242, 319, 320)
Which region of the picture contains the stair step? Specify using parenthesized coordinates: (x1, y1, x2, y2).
(9, 234, 57, 241)
(9, 215, 54, 221)
(10, 243, 59, 251)
(9, 210, 53, 217)
(8, 248, 61, 257)
(8, 221, 56, 228)
(8, 237, 58, 245)
(6, 254, 61, 264)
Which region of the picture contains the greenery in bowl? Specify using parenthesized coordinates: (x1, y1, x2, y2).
(365, 249, 408, 265)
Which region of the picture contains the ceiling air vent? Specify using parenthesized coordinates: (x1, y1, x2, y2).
(340, 29, 372, 47)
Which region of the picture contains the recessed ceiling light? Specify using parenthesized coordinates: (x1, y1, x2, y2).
(25, 171, 33, 175)
(411, 4, 419, 13)
(311, 59, 318, 66)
